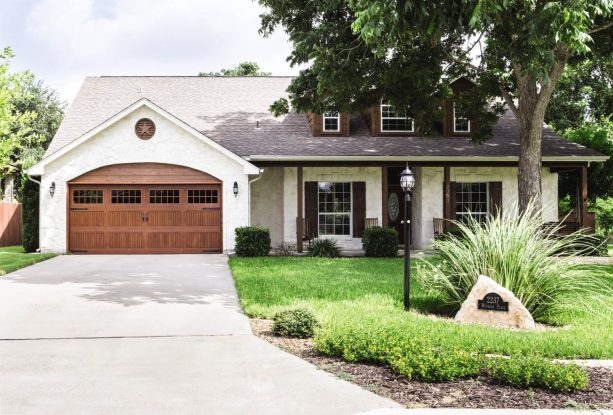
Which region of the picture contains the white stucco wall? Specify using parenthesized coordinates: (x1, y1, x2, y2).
(250, 167, 284, 245)
(413, 166, 558, 248)
(282, 167, 382, 249)
(38, 106, 250, 253)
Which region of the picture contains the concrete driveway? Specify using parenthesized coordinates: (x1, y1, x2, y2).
(0, 255, 400, 415)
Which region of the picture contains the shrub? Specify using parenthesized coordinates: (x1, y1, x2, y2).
(488, 356, 589, 393)
(417, 200, 610, 322)
(272, 242, 297, 256)
(21, 175, 39, 253)
(575, 233, 608, 256)
(234, 227, 271, 257)
(272, 308, 317, 338)
(362, 227, 398, 257)
(308, 238, 341, 258)
(594, 198, 613, 235)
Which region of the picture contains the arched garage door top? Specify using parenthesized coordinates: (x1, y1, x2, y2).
(69, 163, 222, 185)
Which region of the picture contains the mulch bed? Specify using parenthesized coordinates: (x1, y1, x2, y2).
(251, 319, 613, 410)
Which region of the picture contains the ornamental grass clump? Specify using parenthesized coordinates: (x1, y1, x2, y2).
(417, 201, 610, 323)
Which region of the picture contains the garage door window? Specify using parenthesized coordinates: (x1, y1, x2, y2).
(149, 189, 180, 204)
(73, 189, 103, 204)
(188, 189, 218, 204)
(111, 189, 142, 204)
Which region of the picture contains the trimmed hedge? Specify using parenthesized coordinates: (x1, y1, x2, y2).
(234, 227, 271, 257)
(21, 175, 39, 253)
(273, 308, 317, 338)
(362, 226, 398, 257)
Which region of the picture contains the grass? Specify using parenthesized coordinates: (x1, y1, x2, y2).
(0, 245, 57, 275)
(229, 256, 613, 359)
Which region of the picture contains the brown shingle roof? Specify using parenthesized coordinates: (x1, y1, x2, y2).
(45, 76, 604, 161)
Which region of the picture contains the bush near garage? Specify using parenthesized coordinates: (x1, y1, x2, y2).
(234, 227, 271, 257)
(362, 227, 399, 257)
(21, 175, 39, 253)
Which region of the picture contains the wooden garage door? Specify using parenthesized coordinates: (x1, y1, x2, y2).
(68, 184, 222, 254)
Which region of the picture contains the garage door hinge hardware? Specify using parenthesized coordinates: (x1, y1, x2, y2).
(70, 208, 88, 211)
(71, 250, 88, 253)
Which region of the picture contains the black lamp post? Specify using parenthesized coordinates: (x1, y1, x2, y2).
(400, 164, 415, 311)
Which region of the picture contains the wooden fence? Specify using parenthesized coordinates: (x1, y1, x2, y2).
(0, 202, 22, 247)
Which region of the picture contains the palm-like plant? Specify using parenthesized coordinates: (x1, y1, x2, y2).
(418, 201, 609, 323)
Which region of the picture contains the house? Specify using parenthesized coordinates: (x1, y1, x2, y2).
(28, 76, 607, 254)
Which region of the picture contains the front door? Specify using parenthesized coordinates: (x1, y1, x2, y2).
(386, 167, 412, 244)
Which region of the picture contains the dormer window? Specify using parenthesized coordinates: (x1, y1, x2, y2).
(453, 104, 470, 133)
(322, 111, 341, 132)
(380, 103, 414, 132)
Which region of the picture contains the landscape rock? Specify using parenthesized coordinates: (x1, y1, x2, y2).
(455, 275, 536, 330)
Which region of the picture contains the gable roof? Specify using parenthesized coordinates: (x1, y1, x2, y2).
(41, 76, 606, 164)
(30, 97, 260, 175)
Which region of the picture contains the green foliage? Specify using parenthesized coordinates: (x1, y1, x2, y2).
(272, 241, 297, 256)
(308, 238, 341, 258)
(417, 201, 610, 322)
(488, 356, 589, 394)
(272, 308, 317, 338)
(562, 118, 613, 200)
(234, 227, 271, 257)
(20, 175, 39, 253)
(362, 226, 398, 257)
(198, 62, 271, 77)
(594, 198, 613, 235)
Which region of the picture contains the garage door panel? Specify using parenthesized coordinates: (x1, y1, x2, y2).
(69, 182, 222, 254)
(148, 211, 182, 227)
(70, 211, 104, 227)
(109, 232, 144, 249)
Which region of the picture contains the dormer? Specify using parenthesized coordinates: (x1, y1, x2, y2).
(443, 77, 476, 137)
(368, 101, 416, 136)
(308, 112, 350, 136)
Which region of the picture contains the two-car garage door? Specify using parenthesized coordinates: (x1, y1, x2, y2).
(67, 164, 223, 254)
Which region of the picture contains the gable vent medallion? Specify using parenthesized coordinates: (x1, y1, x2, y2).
(135, 118, 156, 140)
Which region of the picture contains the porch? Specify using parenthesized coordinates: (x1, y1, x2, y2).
(249, 162, 591, 252)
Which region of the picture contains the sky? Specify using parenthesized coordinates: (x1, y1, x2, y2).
(0, 0, 297, 103)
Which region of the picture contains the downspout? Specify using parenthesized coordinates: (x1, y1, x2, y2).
(248, 169, 264, 225)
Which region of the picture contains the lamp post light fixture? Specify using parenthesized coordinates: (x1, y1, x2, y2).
(49, 181, 56, 197)
(233, 181, 239, 197)
(399, 164, 415, 311)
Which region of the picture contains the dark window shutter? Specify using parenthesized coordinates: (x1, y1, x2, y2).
(353, 182, 366, 237)
(449, 182, 457, 221)
(489, 182, 502, 216)
(304, 182, 318, 238)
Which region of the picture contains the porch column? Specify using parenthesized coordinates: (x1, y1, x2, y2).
(580, 165, 588, 229)
(443, 166, 451, 230)
(382, 167, 389, 227)
(296, 166, 304, 253)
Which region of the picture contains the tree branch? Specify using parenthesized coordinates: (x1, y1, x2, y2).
(589, 21, 613, 34)
(499, 86, 519, 118)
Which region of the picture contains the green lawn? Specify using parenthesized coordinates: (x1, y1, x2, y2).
(229, 257, 613, 359)
(0, 245, 57, 275)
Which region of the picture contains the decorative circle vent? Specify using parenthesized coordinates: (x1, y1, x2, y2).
(135, 118, 156, 140)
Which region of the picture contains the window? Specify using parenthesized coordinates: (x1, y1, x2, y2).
(188, 189, 218, 204)
(73, 189, 103, 204)
(455, 183, 488, 223)
(111, 189, 141, 204)
(322, 111, 340, 132)
(380, 103, 414, 132)
(318, 182, 351, 235)
(149, 189, 180, 204)
(453, 104, 470, 132)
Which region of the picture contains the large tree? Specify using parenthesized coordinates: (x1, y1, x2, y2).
(198, 61, 271, 77)
(259, 0, 612, 213)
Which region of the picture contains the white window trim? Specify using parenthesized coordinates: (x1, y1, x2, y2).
(380, 103, 414, 133)
(317, 182, 352, 236)
(322, 112, 341, 132)
(453, 104, 471, 133)
(455, 182, 489, 221)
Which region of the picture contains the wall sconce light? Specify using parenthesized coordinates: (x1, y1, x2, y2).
(49, 181, 56, 197)
(233, 181, 238, 197)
